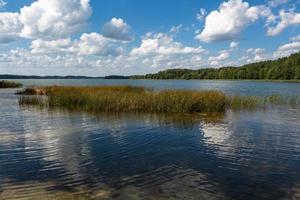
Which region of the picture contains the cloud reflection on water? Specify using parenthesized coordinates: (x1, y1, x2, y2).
(1, 91, 300, 199)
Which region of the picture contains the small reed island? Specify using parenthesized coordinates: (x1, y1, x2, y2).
(0, 80, 23, 88)
(18, 86, 299, 113)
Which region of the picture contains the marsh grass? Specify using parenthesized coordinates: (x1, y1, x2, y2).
(19, 95, 48, 107)
(0, 80, 22, 88)
(19, 86, 300, 113)
(19, 86, 226, 113)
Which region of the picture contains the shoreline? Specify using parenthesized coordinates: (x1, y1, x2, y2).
(129, 79, 300, 83)
(2, 78, 300, 83)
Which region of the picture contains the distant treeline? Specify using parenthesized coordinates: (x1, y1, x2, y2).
(0, 75, 103, 79)
(131, 52, 300, 80)
(0, 74, 132, 79)
(104, 75, 129, 79)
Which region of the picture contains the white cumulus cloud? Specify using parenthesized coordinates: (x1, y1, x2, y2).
(131, 32, 205, 56)
(30, 38, 72, 54)
(290, 35, 300, 41)
(196, 0, 272, 42)
(230, 41, 239, 49)
(267, 10, 300, 36)
(72, 32, 124, 56)
(0, 12, 21, 43)
(19, 0, 92, 39)
(31, 32, 125, 57)
(102, 18, 133, 41)
(274, 41, 300, 57)
(208, 50, 230, 66)
(247, 48, 269, 62)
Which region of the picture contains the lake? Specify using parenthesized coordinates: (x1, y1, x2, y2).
(0, 80, 300, 200)
(8, 79, 300, 96)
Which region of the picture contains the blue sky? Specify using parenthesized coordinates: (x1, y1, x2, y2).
(0, 0, 300, 76)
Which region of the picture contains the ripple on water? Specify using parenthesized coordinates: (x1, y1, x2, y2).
(1, 89, 300, 200)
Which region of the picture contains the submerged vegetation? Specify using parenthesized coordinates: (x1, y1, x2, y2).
(18, 86, 300, 114)
(132, 52, 300, 80)
(0, 80, 22, 88)
(227, 94, 299, 110)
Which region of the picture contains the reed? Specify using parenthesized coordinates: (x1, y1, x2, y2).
(19, 95, 48, 107)
(19, 86, 299, 113)
(0, 80, 22, 88)
(19, 86, 226, 113)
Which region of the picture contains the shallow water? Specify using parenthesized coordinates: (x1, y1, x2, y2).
(1, 81, 300, 200)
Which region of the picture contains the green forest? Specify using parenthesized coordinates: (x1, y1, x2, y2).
(131, 52, 300, 80)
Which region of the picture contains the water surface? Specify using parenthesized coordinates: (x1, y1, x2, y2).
(0, 81, 300, 200)
(8, 79, 300, 96)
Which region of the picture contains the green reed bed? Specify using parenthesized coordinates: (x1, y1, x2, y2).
(18, 86, 300, 113)
(19, 86, 226, 113)
(0, 80, 22, 88)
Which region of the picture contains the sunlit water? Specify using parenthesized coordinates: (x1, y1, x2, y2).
(1, 80, 300, 200)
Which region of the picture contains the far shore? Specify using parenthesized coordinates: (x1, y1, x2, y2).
(1, 76, 300, 83)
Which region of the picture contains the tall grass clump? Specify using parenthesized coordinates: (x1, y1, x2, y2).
(19, 95, 48, 107)
(19, 86, 300, 113)
(19, 86, 226, 113)
(0, 80, 22, 88)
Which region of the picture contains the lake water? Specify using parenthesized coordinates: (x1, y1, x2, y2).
(1, 80, 300, 200)
(8, 79, 300, 96)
